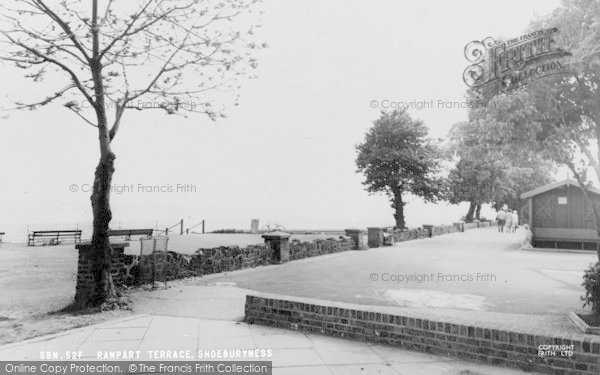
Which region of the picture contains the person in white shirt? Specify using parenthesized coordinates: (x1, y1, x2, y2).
(496, 209, 507, 232)
(511, 210, 519, 232)
(504, 209, 513, 233)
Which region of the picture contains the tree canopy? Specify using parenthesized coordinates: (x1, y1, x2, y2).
(356, 109, 443, 228)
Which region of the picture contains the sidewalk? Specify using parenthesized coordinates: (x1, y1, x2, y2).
(0, 314, 540, 375)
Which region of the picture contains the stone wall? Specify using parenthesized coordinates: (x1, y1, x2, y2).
(103, 222, 490, 287)
(392, 228, 428, 242)
(75, 243, 130, 306)
(289, 238, 351, 260)
(464, 222, 480, 230)
(115, 237, 350, 286)
(388, 221, 493, 243)
(245, 294, 600, 375)
(430, 224, 458, 237)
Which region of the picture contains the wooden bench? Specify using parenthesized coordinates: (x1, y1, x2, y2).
(108, 229, 153, 239)
(28, 230, 82, 246)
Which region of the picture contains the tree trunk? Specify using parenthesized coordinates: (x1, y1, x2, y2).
(91, 153, 118, 301)
(475, 202, 482, 220)
(73, 0, 119, 308)
(72, 153, 118, 309)
(391, 187, 406, 229)
(465, 200, 476, 222)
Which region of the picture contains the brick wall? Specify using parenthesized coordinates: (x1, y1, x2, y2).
(117, 237, 350, 286)
(108, 222, 491, 287)
(289, 238, 351, 260)
(389, 221, 494, 243)
(392, 228, 428, 242)
(244, 294, 600, 375)
(430, 224, 458, 237)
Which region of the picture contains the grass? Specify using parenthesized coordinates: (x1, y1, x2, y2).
(0, 233, 340, 345)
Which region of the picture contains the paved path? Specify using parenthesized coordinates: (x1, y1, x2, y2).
(1, 227, 593, 373)
(0, 314, 540, 375)
(187, 227, 597, 316)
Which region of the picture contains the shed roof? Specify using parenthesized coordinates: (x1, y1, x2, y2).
(520, 179, 600, 199)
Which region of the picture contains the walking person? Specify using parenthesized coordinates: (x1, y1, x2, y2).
(504, 208, 513, 233)
(496, 208, 507, 233)
(511, 210, 519, 232)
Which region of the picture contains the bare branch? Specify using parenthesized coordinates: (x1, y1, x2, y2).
(30, 0, 92, 63)
(9, 84, 75, 110)
(99, 0, 162, 60)
(1, 31, 95, 106)
(109, 96, 127, 141)
(65, 104, 99, 128)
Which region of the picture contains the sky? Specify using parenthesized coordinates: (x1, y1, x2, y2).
(0, 0, 562, 237)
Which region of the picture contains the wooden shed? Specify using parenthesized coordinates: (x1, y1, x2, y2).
(521, 179, 600, 250)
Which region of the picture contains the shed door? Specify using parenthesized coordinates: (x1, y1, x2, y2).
(555, 187, 568, 227)
(533, 193, 555, 228)
(569, 188, 584, 229)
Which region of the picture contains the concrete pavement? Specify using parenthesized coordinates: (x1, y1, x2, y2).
(2, 227, 590, 373)
(186, 227, 597, 316)
(0, 314, 540, 374)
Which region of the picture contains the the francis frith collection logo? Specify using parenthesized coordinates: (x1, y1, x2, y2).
(463, 28, 572, 90)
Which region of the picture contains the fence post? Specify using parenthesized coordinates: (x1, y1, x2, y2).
(152, 238, 157, 289)
(367, 227, 385, 247)
(202, 220, 205, 234)
(345, 229, 368, 250)
(262, 231, 291, 264)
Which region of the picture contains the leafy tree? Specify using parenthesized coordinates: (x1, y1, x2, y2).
(446, 123, 499, 221)
(0, 0, 263, 308)
(356, 109, 444, 229)
(446, 97, 554, 221)
(518, 0, 600, 261)
(532, 0, 600, 316)
(446, 159, 499, 221)
(457, 0, 600, 314)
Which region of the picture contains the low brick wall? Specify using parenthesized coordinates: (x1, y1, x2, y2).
(117, 237, 350, 286)
(430, 224, 458, 237)
(389, 221, 493, 243)
(464, 222, 480, 230)
(289, 238, 351, 260)
(392, 228, 427, 242)
(245, 294, 600, 375)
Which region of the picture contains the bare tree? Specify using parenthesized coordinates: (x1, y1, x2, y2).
(0, 0, 263, 308)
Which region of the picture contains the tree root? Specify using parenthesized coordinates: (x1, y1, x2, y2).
(100, 294, 133, 311)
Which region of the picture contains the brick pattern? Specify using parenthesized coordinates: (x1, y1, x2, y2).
(429, 224, 459, 237)
(110, 247, 126, 286)
(289, 238, 351, 260)
(464, 222, 480, 230)
(96, 237, 351, 286)
(402, 221, 494, 240)
(392, 228, 428, 242)
(245, 295, 600, 375)
(74, 243, 128, 305)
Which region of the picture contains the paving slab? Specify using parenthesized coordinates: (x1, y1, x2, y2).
(0, 314, 542, 374)
(85, 326, 147, 342)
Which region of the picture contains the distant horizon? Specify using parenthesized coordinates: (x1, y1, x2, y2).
(0, 199, 498, 243)
(0, 0, 560, 242)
